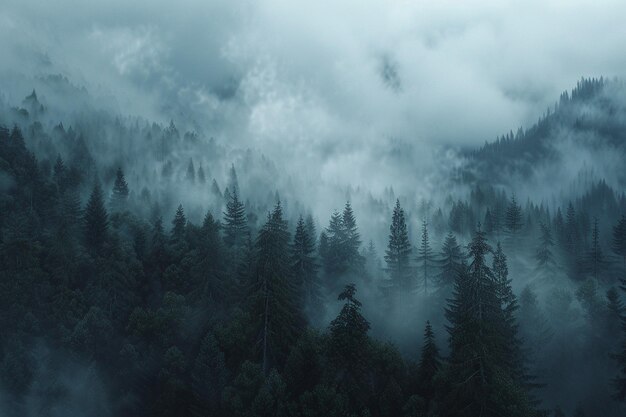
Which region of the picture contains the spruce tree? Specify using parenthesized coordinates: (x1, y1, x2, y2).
(171, 204, 187, 241)
(323, 210, 346, 278)
(328, 283, 371, 411)
(186, 158, 196, 183)
(417, 321, 440, 403)
(416, 219, 436, 294)
(436, 232, 464, 291)
(384, 199, 413, 293)
(223, 190, 248, 249)
(197, 165, 206, 184)
(110, 167, 129, 212)
(611, 215, 626, 285)
(251, 202, 302, 374)
(585, 217, 605, 280)
(291, 216, 320, 314)
(342, 201, 363, 270)
(443, 226, 533, 417)
(536, 221, 556, 271)
(83, 183, 109, 253)
(505, 194, 523, 246)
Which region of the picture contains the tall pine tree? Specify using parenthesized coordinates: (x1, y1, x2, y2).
(416, 219, 436, 294)
(83, 183, 109, 253)
(384, 200, 413, 293)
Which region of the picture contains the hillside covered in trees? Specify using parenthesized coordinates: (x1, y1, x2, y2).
(0, 76, 626, 417)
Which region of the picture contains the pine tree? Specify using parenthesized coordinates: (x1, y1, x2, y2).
(384, 199, 413, 293)
(442, 226, 533, 417)
(223, 190, 248, 249)
(305, 213, 317, 246)
(585, 217, 605, 280)
(505, 194, 523, 246)
(197, 165, 206, 184)
(322, 210, 346, 278)
(328, 283, 371, 410)
(436, 232, 464, 291)
(416, 219, 436, 294)
(342, 201, 363, 270)
(171, 204, 187, 241)
(110, 167, 129, 212)
(484, 208, 494, 236)
(536, 221, 556, 271)
(612, 215, 626, 285)
(291, 216, 320, 314)
(83, 183, 109, 253)
(228, 164, 239, 196)
(417, 321, 440, 403)
(251, 202, 302, 374)
(186, 158, 196, 183)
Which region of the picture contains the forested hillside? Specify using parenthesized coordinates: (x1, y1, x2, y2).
(1, 79, 626, 417)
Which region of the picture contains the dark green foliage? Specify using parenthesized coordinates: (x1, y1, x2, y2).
(417, 321, 440, 404)
(223, 189, 248, 249)
(291, 216, 320, 316)
(110, 167, 129, 211)
(384, 199, 413, 293)
(436, 232, 464, 291)
(83, 182, 109, 252)
(416, 219, 436, 294)
(442, 226, 533, 417)
(536, 221, 556, 271)
(249, 202, 303, 373)
(328, 284, 371, 411)
(505, 194, 523, 246)
(171, 204, 187, 241)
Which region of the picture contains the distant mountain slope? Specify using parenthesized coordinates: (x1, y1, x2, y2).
(464, 77, 626, 186)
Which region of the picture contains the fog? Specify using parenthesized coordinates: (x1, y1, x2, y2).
(1, 2, 626, 416)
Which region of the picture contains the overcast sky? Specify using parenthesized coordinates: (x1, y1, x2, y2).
(2, 0, 626, 192)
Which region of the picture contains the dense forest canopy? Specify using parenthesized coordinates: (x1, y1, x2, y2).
(1, 75, 626, 417)
(3, 1, 626, 416)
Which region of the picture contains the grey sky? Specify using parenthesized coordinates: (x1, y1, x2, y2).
(2, 0, 626, 194)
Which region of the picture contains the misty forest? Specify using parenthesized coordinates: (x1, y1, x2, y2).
(3, 2, 626, 417)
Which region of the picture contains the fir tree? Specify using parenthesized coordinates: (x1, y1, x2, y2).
(442, 226, 533, 417)
(197, 165, 206, 184)
(322, 210, 346, 279)
(110, 167, 129, 212)
(328, 283, 371, 411)
(416, 219, 436, 294)
(384, 199, 413, 293)
(223, 190, 248, 249)
(585, 217, 605, 280)
(505, 194, 523, 246)
(171, 204, 187, 241)
(342, 201, 363, 270)
(612, 215, 626, 284)
(536, 221, 556, 272)
(291, 216, 320, 314)
(436, 232, 464, 291)
(83, 183, 109, 252)
(417, 321, 440, 403)
(186, 158, 196, 183)
(251, 202, 302, 374)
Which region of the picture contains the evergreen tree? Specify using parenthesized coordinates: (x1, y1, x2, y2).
(83, 183, 109, 252)
(436, 232, 464, 291)
(417, 321, 440, 403)
(110, 167, 129, 211)
(536, 221, 556, 271)
(223, 190, 248, 249)
(171, 204, 187, 241)
(585, 217, 605, 280)
(612, 215, 626, 284)
(442, 226, 533, 417)
(291, 216, 320, 315)
(251, 202, 302, 373)
(484, 208, 494, 236)
(322, 210, 346, 279)
(416, 219, 436, 294)
(342, 201, 363, 270)
(186, 158, 196, 183)
(384, 199, 413, 293)
(505, 194, 523, 246)
(328, 283, 371, 411)
(197, 165, 206, 184)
